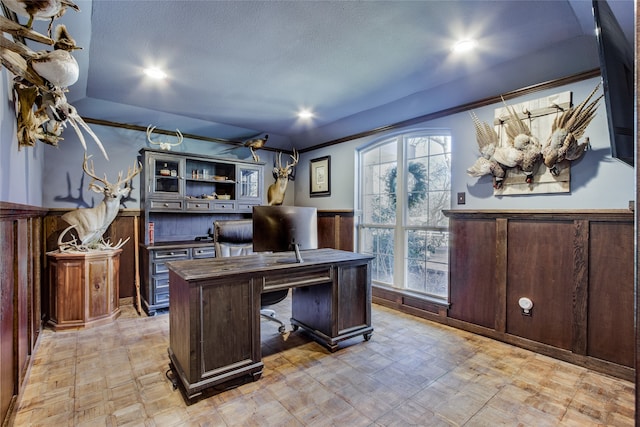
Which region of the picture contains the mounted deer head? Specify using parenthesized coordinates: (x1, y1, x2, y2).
(146, 125, 183, 150)
(267, 149, 299, 206)
(58, 154, 143, 250)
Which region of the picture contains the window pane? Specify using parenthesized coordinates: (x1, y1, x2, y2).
(428, 154, 450, 191)
(361, 139, 397, 227)
(406, 159, 430, 226)
(429, 135, 450, 156)
(428, 191, 450, 227)
(361, 226, 394, 284)
(406, 230, 449, 298)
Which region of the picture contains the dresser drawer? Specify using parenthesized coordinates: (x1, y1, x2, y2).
(186, 200, 213, 211)
(212, 201, 236, 211)
(192, 246, 215, 258)
(153, 277, 170, 304)
(154, 290, 170, 305)
(237, 202, 259, 212)
(150, 199, 184, 211)
(153, 248, 190, 260)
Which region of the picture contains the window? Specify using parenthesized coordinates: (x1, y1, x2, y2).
(358, 131, 451, 300)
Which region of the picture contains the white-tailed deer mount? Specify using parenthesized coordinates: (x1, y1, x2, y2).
(58, 154, 142, 251)
(146, 124, 183, 150)
(267, 149, 298, 206)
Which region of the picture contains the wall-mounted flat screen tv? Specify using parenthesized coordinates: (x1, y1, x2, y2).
(592, 0, 634, 166)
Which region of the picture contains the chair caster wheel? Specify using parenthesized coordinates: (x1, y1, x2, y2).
(291, 325, 299, 332)
(278, 325, 286, 334)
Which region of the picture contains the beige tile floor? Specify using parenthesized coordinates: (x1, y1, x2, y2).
(13, 295, 635, 426)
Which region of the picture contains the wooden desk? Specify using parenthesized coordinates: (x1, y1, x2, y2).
(166, 248, 374, 399)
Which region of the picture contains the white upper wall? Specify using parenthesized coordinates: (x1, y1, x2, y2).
(0, 74, 634, 211)
(295, 77, 635, 211)
(0, 69, 44, 206)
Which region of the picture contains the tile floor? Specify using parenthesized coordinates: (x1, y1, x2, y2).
(13, 295, 635, 426)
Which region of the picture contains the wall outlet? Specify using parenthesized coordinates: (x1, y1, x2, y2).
(457, 192, 466, 205)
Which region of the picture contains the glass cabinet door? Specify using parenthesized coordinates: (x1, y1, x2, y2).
(150, 156, 182, 197)
(239, 167, 260, 200)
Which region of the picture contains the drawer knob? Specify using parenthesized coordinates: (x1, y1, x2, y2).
(163, 203, 169, 207)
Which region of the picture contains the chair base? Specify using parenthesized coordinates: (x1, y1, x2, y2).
(260, 309, 286, 334)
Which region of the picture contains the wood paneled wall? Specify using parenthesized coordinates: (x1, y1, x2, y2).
(444, 210, 634, 380)
(317, 210, 354, 251)
(0, 202, 46, 426)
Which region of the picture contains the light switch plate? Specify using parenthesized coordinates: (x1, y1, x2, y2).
(457, 192, 465, 205)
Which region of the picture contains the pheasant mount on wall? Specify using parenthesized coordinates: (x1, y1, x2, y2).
(0, 7, 108, 158)
(468, 86, 602, 196)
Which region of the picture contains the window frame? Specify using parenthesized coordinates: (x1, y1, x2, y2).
(356, 129, 451, 301)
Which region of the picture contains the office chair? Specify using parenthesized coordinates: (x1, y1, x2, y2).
(213, 219, 288, 333)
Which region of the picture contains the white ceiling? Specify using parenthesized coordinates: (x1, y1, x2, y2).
(9, 0, 635, 150)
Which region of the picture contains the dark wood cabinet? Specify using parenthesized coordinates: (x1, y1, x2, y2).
(166, 249, 373, 399)
(46, 250, 122, 330)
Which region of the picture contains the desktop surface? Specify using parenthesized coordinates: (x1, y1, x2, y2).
(166, 248, 373, 282)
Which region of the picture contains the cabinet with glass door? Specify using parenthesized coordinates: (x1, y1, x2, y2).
(237, 164, 264, 212)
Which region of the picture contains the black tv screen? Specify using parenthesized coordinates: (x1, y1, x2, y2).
(252, 206, 318, 253)
(592, 0, 634, 166)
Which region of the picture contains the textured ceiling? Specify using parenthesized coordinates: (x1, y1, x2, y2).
(13, 0, 635, 150)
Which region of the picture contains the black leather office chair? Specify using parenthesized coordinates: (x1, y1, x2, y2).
(213, 219, 288, 333)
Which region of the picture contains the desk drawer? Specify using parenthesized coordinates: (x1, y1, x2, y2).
(262, 266, 333, 291)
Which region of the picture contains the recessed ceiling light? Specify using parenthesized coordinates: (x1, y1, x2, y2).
(452, 39, 478, 53)
(298, 109, 314, 119)
(144, 67, 167, 79)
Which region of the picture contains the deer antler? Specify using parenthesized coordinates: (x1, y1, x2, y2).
(82, 153, 142, 192)
(116, 159, 143, 187)
(146, 125, 183, 150)
(287, 149, 299, 169)
(82, 153, 109, 188)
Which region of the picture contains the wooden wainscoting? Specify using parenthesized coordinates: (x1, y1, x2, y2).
(317, 210, 354, 251)
(0, 202, 47, 426)
(443, 210, 635, 381)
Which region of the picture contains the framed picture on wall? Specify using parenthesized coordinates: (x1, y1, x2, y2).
(310, 156, 331, 197)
